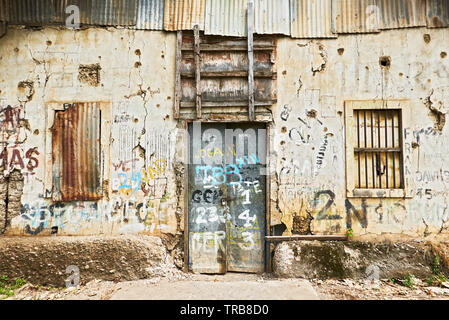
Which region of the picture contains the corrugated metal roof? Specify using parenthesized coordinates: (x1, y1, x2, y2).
(135, 0, 164, 30)
(254, 0, 290, 35)
(426, 0, 449, 28)
(0, 0, 8, 22)
(9, 0, 55, 25)
(205, 0, 247, 36)
(332, 0, 380, 34)
(378, 0, 426, 29)
(53, 0, 92, 25)
(290, 0, 336, 38)
(52, 102, 102, 202)
(164, 0, 205, 31)
(90, 0, 136, 26)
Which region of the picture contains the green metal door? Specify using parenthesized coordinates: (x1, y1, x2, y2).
(188, 122, 266, 274)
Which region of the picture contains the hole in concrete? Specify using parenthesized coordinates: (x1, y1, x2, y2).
(379, 56, 391, 68)
(337, 48, 344, 55)
(280, 140, 285, 146)
(281, 126, 287, 133)
(441, 52, 447, 59)
(307, 109, 317, 118)
(423, 34, 431, 44)
(134, 61, 141, 68)
(135, 49, 141, 56)
(273, 223, 287, 236)
(33, 129, 39, 135)
(51, 226, 58, 235)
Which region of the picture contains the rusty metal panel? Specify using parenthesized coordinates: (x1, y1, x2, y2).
(378, 0, 426, 29)
(426, 0, 449, 28)
(135, 0, 164, 30)
(9, 0, 55, 25)
(164, 0, 205, 31)
(332, 0, 380, 34)
(52, 103, 101, 202)
(290, 0, 336, 38)
(254, 0, 290, 35)
(204, 0, 247, 36)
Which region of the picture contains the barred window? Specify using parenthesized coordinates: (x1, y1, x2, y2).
(345, 100, 411, 199)
(353, 109, 403, 189)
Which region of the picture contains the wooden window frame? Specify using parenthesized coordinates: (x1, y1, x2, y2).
(345, 100, 413, 198)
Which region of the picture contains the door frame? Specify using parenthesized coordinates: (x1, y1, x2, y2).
(182, 119, 272, 273)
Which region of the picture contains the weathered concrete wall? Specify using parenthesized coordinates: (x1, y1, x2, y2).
(272, 240, 445, 280)
(0, 235, 182, 286)
(0, 25, 448, 254)
(272, 28, 449, 238)
(0, 26, 185, 262)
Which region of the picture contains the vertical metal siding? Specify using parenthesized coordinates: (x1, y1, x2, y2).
(9, 0, 55, 25)
(291, 0, 336, 38)
(0, 0, 8, 22)
(53, 0, 92, 25)
(52, 103, 102, 202)
(164, 0, 205, 31)
(135, 0, 164, 30)
(378, 0, 426, 29)
(254, 0, 290, 35)
(332, 0, 380, 34)
(426, 0, 449, 28)
(90, 0, 136, 26)
(204, 0, 247, 36)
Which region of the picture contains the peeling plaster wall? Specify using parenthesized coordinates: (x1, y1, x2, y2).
(0, 26, 183, 255)
(273, 27, 449, 238)
(0, 25, 448, 248)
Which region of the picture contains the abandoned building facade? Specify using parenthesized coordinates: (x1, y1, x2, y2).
(0, 0, 449, 274)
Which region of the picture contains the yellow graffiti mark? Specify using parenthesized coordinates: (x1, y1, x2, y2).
(196, 145, 236, 159)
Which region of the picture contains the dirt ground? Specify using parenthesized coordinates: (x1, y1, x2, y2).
(3, 272, 449, 300)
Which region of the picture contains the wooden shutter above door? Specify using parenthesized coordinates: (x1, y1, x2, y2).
(174, 31, 277, 121)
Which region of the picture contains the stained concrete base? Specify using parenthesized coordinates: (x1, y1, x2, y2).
(272, 240, 448, 280)
(0, 235, 182, 287)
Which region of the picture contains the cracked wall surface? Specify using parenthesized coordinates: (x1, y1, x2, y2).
(0, 25, 447, 253)
(274, 27, 449, 239)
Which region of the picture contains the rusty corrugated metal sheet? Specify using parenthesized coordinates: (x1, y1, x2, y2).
(290, 0, 336, 38)
(254, 0, 290, 35)
(164, 0, 205, 31)
(332, 0, 380, 34)
(204, 0, 247, 36)
(426, 0, 449, 28)
(135, 0, 164, 30)
(52, 102, 102, 202)
(9, 0, 55, 25)
(378, 0, 426, 29)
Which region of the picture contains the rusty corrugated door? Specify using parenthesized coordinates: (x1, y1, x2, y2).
(52, 102, 102, 202)
(188, 123, 266, 274)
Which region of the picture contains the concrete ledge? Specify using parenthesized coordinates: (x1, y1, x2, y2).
(0, 235, 181, 287)
(273, 240, 448, 280)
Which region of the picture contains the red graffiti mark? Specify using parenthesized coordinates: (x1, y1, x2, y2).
(0, 146, 40, 172)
